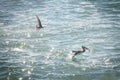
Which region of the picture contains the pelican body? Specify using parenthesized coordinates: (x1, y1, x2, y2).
(72, 46, 90, 57)
(36, 15, 43, 29)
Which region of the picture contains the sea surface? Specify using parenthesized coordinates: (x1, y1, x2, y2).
(0, 0, 120, 80)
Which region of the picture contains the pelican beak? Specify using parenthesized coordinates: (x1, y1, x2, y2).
(85, 47, 90, 52)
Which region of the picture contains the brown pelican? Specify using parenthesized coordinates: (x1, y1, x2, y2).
(72, 46, 90, 57)
(36, 15, 44, 29)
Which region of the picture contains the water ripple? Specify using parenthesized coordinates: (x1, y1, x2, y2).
(0, 0, 120, 80)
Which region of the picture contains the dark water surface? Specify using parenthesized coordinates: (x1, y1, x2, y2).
(0, 0, 120, 80)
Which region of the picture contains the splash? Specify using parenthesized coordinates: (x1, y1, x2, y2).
(67, 53, 74, 59)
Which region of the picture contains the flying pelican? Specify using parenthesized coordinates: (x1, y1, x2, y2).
(36, 15, 44, 29)
(72, 46, 90, 58)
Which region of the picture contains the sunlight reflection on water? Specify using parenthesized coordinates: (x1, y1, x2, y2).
(0, 0, 120, 80)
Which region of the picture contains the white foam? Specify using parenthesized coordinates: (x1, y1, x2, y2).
(11, 48, 25, 52)
(67, 53, 74, 59)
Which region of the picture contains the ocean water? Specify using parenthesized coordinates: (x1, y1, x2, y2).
(0, 0, 120, 80)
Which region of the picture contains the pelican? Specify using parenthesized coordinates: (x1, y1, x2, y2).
(72, 46, 90, 57)
(36, 15, 43, 29)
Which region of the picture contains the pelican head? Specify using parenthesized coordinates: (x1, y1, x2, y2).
(82, 46, 90, 52)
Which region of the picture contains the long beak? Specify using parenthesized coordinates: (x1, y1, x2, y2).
(85, 47, 90, 52)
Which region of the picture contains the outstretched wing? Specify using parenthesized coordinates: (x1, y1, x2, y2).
(36, 15, 42, 28)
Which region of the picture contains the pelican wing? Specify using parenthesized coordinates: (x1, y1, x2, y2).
(36, 15, 42, 28)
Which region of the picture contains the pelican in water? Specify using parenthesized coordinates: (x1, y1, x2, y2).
(72, 46, 90, 58)
(36, 15, 44, 29)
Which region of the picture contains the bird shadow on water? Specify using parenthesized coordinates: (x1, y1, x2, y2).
(71, 56, 86, 63)
(72, 58, 79, 62)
